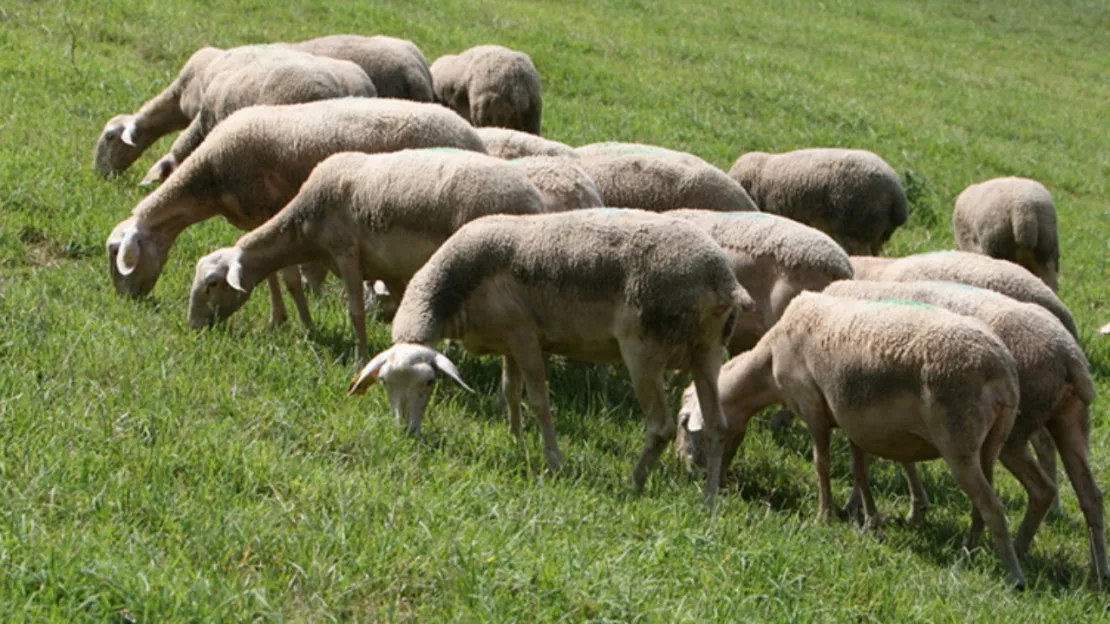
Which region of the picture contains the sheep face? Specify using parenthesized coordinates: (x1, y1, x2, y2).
(94, 115, 144, 176)
(188, 248, 252, 330)
(107, 218, 170, 299)
(348, 344, 473, 434)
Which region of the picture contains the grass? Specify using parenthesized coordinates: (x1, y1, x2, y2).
(4, 0, 1110, 619)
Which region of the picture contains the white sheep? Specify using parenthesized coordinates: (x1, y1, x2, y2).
(508, 156, 604, 213)
(576, 151, 759, 213)
(347, 208, 754, 507)
(285, 34, 434, 102)
(188, 148, 547, 361)
(107, 98, 488, 327)
(576, 141, 712, 167)
(953, 177, 1060, 291)
(430, 45, 543, 134)
(94, 35, 433, 176)
(139, 47, 377, 186)
(850, 251, 1077, 338)
(676, 291, 1025, 587)
(476, 127, 577, 159)
(820, 279, 1107, 581)
(728, 148, 908, 255)
(666, 209, 853, 353)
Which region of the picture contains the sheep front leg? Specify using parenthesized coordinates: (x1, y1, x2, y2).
(334, 253, 367, 364)
(266, 273, 288, 328)
(281, 265, 317, 333)
(619, 341, 672, 496)
(848, 442, 882, 529)
(901, 462, 930, 525)
(810, 423, 835, 524)
(512, 342, 563, 471)
(501, 355, 524, 438)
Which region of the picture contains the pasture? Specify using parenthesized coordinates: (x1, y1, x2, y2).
(2, 0, 1110, 619)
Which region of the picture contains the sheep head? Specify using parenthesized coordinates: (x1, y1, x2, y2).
(106, 218, 170, 299)
(674, 384, 707, 472)
(188, 248, 253, 330)
(94, 115, 145, 176)
(348, 344, 473, 435)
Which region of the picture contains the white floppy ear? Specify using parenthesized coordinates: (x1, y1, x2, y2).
(116, 229, 142, 276)
(225, 256, 246, 293)
(348, 350, 392, 395)
(120, 123, 138, 147)
(682, 407, 704, 433)
(433, 352, 474, 393)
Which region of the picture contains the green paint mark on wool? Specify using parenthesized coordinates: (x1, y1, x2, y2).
(868, 298, 944, 311)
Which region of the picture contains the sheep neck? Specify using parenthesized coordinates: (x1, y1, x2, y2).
(237, 222, 318, 291)
(131, 179, 219, 245)
(720, 343, 779, 431)
(131, 84, 192, 146)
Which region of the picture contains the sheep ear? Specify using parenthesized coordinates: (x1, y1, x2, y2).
(683, 408, 704, 432)
(120, 123, 138, 147)
(140, 157, 174, 187)
(225, 258, 246, 293)
(348, 351, 391, 395)
(433, 353, 473, 393)
(116, 230, 141, 276)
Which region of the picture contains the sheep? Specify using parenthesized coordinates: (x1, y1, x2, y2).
(817, 280, 1107, 581)
(285, 35, 434, 102)
(430, 45, 543, 135)
(107, 97, 488, 328)
(728, 148, 908, 255)
(850, 251, 1077, 338)
(347, 208, 754, 507)
(93, 35, 433, 177)
(139, 48, 378, 186)
(666, 209, 853, 353)
(953, 177, 1060, 291)
(674, 291, 1025, 587)
(576, 141, 712, 167)
(476, 127, 577, 159)
(188, 148, 547, 361)
(576, 152, 759, 213)
(509, 156, 604, 213)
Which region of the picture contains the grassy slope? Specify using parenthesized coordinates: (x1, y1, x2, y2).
(3, 0, 1110, 619)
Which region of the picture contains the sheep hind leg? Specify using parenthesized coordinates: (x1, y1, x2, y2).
(1031, 427, 1063, 516)
(1046, 398, 1109, 583)
(902, 462, 930, 526)
(281, 266, 316, 333)
(266, 273, 288, 328)
(945, 451, 1025, 588)
(998, 442, 1056, 558)
(619, 340, 673, 496)
(689, 343, 726, 509)
(334, 254, 367, 364)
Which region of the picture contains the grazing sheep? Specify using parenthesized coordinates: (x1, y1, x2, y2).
(850, 251, 1077, 338)
(476, 127, 577, 159)
(953, 177, 1060, 291)
(820, 280, 1107, 581)
(576, 141, 711, 167)
(107, 98, 487, 327)
(93, 35, 433, 177)
(139, 48, 377, 186)
(430, 45, 543, 134)
(728, 148, 908, 255)
(286, 35, 434, 102)
(188, 148, 546, 360)
(577, 152, 759, 213)
(347, 208, 754, 507)
(509, 156, 604, 213)
(676, 292, 1025, 587)
(667, 209, 853, 353)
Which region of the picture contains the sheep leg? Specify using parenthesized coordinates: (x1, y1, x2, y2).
(501, 355, 524, 438)
(513, 342, 563, 471)
(619, 341, 673, 496)
(301, 262, 330, 295)
(334, 254, 367, 364)
(810, 423, 835, 524)
(1031, 427, 1062, 515)
(719, 421, 748, 479)
(1046, 399, 1109, 582)
(902, 462, 930, 525)
(266, 273, 288, 328)
(847, 442, 882, 529)
(769, 408, 796, 432)
(944, 452, 1025, 589)
(998, 442, 1056, 558)
(281, 266, 316, 333)
(689, 344, 726, 509)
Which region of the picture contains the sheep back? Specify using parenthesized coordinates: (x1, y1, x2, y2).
(289, 35, 435, 101)
(577, 153, 758, 213)
(477, 127, 577, 159)
(509, 156, 604, 212)
(431, 45, 543, 134)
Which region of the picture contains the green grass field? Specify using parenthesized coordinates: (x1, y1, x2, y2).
(4, 0, 1110, 620)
